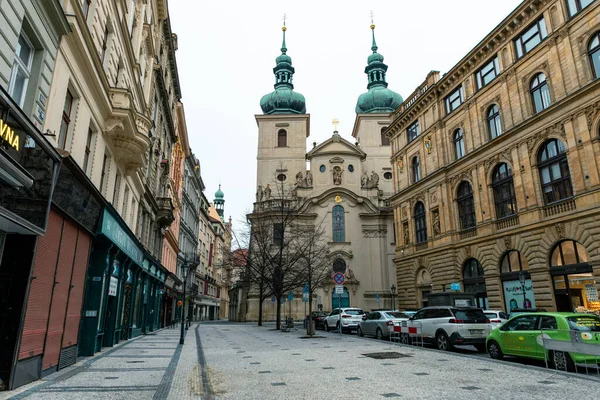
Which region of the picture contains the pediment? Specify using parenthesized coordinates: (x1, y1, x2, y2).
(307, 134, 367, 160)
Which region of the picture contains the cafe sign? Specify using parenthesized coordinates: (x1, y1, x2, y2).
(0, 118, 20, 151)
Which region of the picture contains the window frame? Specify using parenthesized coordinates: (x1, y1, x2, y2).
(487, 105, 502, 139)
(589, 31, 600, 79)
(100, 153, 110, 196)
(530, 73, 550, 113)
(444, 85, 464, 115)
(567, 0, 596, 17)
(414, 201, 427, 244)
(453, 128, 465, 160)
(8, 32, 35, 108)
(492, 163, 517, 219)
(332, 205, 345, 242)
(58, 90, 74, 149)
(101, 25, 109, 63)
(537, 139, 573, 205)
(514, 17, 548, 59)
(381, 127, 390, 146)
(411, 156, 421, 183)
(82, 0, 91, 18)
(475, 56, 500, 90)
(83, 127, 95, 174)
(457, 181, 476, 230)
(277, 129, 287, 147)
(407, 120, 419, 143)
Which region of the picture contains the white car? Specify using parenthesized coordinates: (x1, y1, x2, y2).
(484, 310, 509, 329)
(324, 308, 364, 333)
(400, 306, 491, 352)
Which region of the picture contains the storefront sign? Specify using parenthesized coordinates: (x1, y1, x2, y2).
(100, 209, 143, 265)
(503, 279, 536, 312)
(108, 276, 119, 297)
(85, 310, 98, 317)
(0, 118, 21, 151)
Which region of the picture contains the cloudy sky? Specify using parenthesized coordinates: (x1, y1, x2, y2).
(169, 0, 523, 236)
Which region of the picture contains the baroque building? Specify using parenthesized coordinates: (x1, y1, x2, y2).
(246, 24, 399, 320)
(388, 0, 600, 315)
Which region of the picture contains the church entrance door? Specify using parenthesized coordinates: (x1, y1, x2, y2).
(332, 287, 350, 308)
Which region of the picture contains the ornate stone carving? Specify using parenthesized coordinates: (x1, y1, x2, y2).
(503, 236, 511, 251)
(432, 209, 441, 237)
(402, 222, 409, 245)
(465, 246, 472, 258)
(555, 222, 565, 239)
(256, 185, 263, 202)
(264, 184, 271, 199)
(104, 118, 124, 134)
(397, 157, 404, 173)
(362, 228, 387, 238)
(430, 190, 438, 204)
(333, 166, 343, 185)
(451, 169, 473, 186)
(361, 171, 379, 189)
(305, 170, 313, 186)
(401, 207, 407, 220)
(424, 136, 432, 154)
(585, 102, 600, 131)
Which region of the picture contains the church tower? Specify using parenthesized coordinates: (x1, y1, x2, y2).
(214, 184, 225, 220)
(352, 22, 403, 197)
(255, 23, 310, 194)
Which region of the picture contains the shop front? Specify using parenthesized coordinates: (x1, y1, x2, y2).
(550, 240, 599, 315)
(0, 88, 61, 390)
(500, 250, 536, 312)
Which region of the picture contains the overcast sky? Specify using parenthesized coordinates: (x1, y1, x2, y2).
(169, 0, 523, 237)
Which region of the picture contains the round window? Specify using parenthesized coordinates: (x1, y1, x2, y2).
(348, 165, 354, 172)
(319, 165, 326, 173)
(384, 172, 393, 180)
(277, 174, 287, 182)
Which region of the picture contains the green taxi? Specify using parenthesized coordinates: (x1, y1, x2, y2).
(486, 312, 600, 371)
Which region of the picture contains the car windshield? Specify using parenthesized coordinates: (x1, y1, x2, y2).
(567, 316, 600, 332)
(385, 312, 409, 319)
(453, 309, 487, 323)
(344, 310, 364, 315)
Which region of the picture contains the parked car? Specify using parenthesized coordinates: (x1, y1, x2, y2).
(484, 310, 509, 329)
(309, 311, 329, 330)
(323, 308, 365, 333)
(402, 310, 417, 318)
(401, 306, 491, 352)
(486, 312, 600, 371)
(358, 311, 410, 340)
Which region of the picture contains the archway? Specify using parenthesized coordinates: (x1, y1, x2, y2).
(550, 240, 598, 312)
(331, 287, 350, 309)
(500, 250, 534, 312)
(463, 259, 488, 309)
(415, 268, 432, 308)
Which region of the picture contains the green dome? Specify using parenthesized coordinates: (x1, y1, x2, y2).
(356, 24, 403, 114)
(260, 26, 306, 115)
(215, 185, 224, 200)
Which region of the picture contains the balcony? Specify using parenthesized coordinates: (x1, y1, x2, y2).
(156, 197, 175, 228)
(543, 198, 576, 218)
(459, 227, 477, 240)
(496, 214, 520, 231)
(253, 198, 296, 213)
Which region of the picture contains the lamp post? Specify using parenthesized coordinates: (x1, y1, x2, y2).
(390, 284, 396, 311)
(179, 258, 197, 345)
(518, 270, 527, 309)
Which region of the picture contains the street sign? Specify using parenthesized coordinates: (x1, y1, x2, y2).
(288, 292, 294, 301)
(333, 272, 345, 285)
(335, 285, 344, 294)
(280, 297, 286, 304)
(303, 292, 309, 302)
(450, 282, 461, 291)
(375, 293, 380, 300)
(303, 283, 310, 293)
(271, 297, 276, 303)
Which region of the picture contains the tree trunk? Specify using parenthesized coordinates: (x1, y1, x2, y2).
(257, 283, 264, 326)
(275, 298, 282, 330)
(308, 291, 314, 337)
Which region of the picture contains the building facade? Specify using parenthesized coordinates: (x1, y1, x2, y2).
(388, 0, 600, 315)
(246, 24, 399, 321)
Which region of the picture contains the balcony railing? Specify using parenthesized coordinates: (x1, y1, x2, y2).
(543, 198, 576, 218)
(459, 227, 477, 240)
(496, 214, 520, 230)
(253, 198, 297, 213)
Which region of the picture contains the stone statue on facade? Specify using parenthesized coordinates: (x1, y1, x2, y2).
(256, 184, 263, 202)
(296, 171, 304, 186)
(333, 166, 343, 185)
(370, 171, 379, 187)
(403, 224, 410, 245)
(432, 211, 441, 236)
(361, 170, 380, 189)
(264, 184, 271, 199)
(305, 170, 313, 186)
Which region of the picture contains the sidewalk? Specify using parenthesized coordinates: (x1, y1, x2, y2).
(2, 324, 208, 400)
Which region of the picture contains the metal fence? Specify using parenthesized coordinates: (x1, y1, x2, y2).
(390, 320, 424, 347)
(541, 328, 600, 377)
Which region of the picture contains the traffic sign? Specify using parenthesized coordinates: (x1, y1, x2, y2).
(303, 283, 310, 293)
(303, 292, 309, 302)
(335, 285, 344, 294)
(375, 293, 380, 300)
(271, 297, 276, 303)
(333, 273, 345, 285)
(450, 282, 461, 291)
(288, 292, 294, 301)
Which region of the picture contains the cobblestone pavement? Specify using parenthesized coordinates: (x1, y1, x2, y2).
(3, 322, 599, 399)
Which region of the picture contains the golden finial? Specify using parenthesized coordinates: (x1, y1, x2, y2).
(282, 13, 287, 31)
(332, 118, 339, 132)
(370, 11, 375, 30)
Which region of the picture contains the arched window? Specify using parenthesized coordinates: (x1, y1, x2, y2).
(277, 129, 287, 147)
(333, 258, 347, 274)
(457, 181, 476, 230)
(453, 128, 465, 159)
(414, 201, 427, 244)
(530, 73, 550, 113)
(332, 205, 345, 242)
(381, 127, 390, 146)
(463, 258, 488, 308)
(550, 240, 592, 312)
(537, 139, 573, 204)
(500, 250, 529, 274)
(589, 32, 600, 79)
(492, 163, 517, 219)
(487, 105, 502, 139)
(412, 156, 421, 183)
(550, 240, 590, 267)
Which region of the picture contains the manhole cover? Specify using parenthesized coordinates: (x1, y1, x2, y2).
(362, 352, 412, 359)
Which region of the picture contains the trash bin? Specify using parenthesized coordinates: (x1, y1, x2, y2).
(306, 319, 315, 336)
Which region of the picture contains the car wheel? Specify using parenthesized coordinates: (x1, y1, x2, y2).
(487, 340, 503, 360)
(357, 326, 364, 337)
(324, 321, 329, 331)
(436, 332, 452, 351)
(376, 328, 384, 340)
(474, 344, 486, 353)
(551, 351, 575, 372)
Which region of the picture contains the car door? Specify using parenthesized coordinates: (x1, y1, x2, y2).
(371, 312, 383, 336)
(498, 315, 539, 357)
(534, 315, 558, 360)
(327, 309, 339, 329)
(417, 309, 436, 340)
(407, 310, 426, 339)
(361, 312, 373, 335)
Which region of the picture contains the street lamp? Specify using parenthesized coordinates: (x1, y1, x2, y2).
(518, 270, 527, 309)
(390, 284, 396, 311)
(179, 257, 197, 345)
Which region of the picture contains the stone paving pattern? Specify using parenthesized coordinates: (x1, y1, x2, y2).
(2, 322, 599, 399)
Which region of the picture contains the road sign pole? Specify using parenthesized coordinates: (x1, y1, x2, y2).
(338, 291, 342, 337)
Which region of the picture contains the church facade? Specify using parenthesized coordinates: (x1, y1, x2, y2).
(245, 24, 402, 320)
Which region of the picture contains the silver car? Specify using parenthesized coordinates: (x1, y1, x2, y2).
(358, 311, 410, 340)
(484, 310, 509, 329)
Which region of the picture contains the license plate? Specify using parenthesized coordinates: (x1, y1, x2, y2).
(469, 329, 484, 334)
